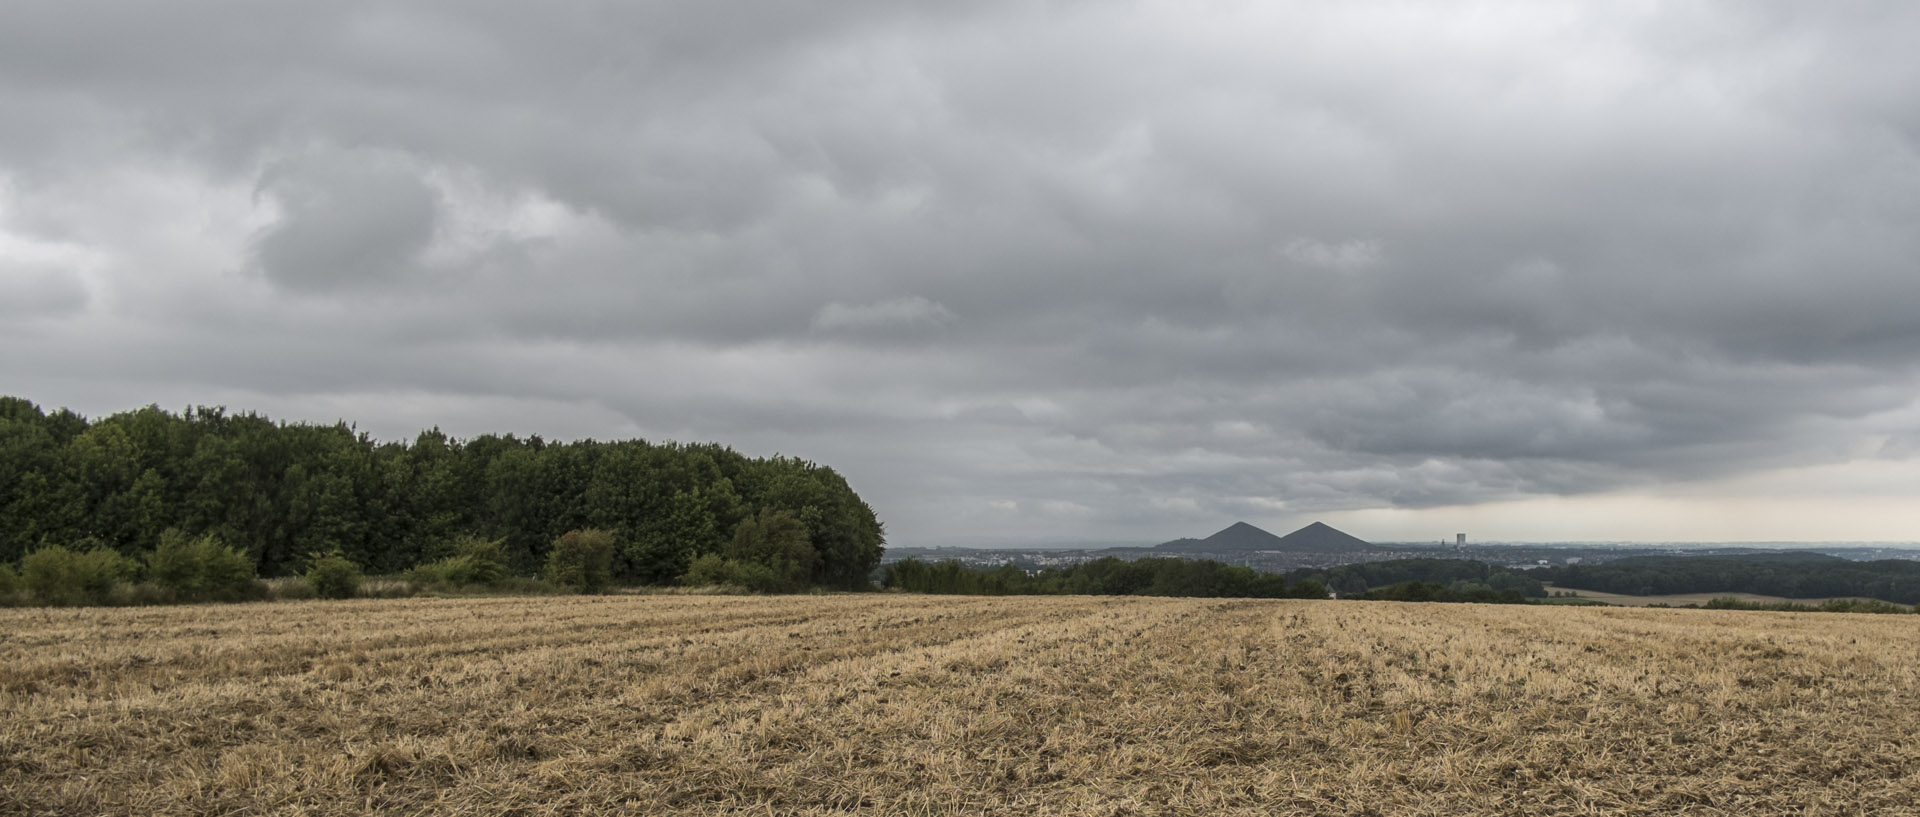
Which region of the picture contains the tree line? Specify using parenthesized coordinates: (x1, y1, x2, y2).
(1534, 554, 1920, 604)
(878, 556, 1563, 603)
(1283, 558, 1547, 599)
(876, 552, 1918, 611)
(0, 396, 885, 600)
(881, 556, 1329, 599)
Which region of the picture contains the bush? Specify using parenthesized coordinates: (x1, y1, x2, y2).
(0, 563, 19, 600)
(682, 552, 785, 593)
(684, 509, 817, 593)
(1819, 598, 1905, 614)
(408, 535, 512, 591)
(19, 545, 136, 606)
(453, 535, 512, 582)
(546, 529, 616, 593)
(147, 530, 263, 603)
(1287, 579, 1329, 599)
(723, 509, 816, 589)
(407, 555, 482, 590)
(305, 551, 364, 599)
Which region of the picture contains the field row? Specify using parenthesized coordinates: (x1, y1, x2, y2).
(3, 595, 1918, 815)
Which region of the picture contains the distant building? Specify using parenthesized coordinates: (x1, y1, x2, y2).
(1456, 533, 1466, 546)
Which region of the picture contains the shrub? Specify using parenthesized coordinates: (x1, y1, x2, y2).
(0, 563, 20, 603)
(407, 555, 481, 590)
(1819, 598, 1904, 614)
(723, 509, 816, 591)
(545, 529, 616, 593)
(453, 535, 511, 582)
(1287, 579, 1329, 599)
(305, 551, 364, 599)
(683, 509, 817, 594)
(147, 530, 263, 603)
(408, 535, 511, 591)
(20, 544, 136, 606)
(682, 553, 785, 593)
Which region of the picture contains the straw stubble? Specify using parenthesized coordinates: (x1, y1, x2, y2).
(3, 595, 1916, 815)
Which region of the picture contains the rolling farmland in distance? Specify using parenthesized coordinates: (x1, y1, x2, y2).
(5, 595, 1919, 816)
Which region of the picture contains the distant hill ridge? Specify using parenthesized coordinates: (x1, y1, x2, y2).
(1155, 521, 1371, 553)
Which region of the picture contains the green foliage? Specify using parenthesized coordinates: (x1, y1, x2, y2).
(455, 534, 511, 576)
(0, 563, 19, 601)
(407, 555, 484, 590)
(545, 529, 616, 593)
(304, 551, 363, 599)
(1698, 596, 1912, 614)
(750, 461, 885, 590)
(677, 510, 820, 593)
(1539, 555, 1920, 604)
(1288, 579, 1329, 599)
(624, 486, 733, 585)
(1356, 581, 1530, 604)
(0, 395, 885, 588)
(1822, 598, 1906, 614)
(1288, 559, 1547, 599)
(147, 529, 262, 602)
(407, 535, 512, 591)
(19, 544, 136, 606)
(720, 509, 816, 592)
(682, 552, 786, 593)
(882, 556, 1314, 599)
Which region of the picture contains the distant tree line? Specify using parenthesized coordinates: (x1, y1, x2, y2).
(1284, 558, 1548, 599)
(879, 551, 1920, 612)
(1351, 582, 1532, 604)
(1687, 596, 1910, 614)
(882, 556, 1329, 599)
(0, 396, 884, 603)
(1535, 554, 1920, 604)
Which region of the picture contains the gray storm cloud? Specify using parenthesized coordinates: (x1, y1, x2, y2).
(813, 296, 954, 334)
(2, 1, 1918, 545)
(250, 148, 441, 291)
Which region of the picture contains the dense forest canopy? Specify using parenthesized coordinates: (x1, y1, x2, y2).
(0, 396, 884, 587)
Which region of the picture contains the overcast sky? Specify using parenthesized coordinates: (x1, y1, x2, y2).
(4, 1, 1918, 547)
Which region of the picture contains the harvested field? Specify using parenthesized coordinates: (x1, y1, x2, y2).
(4, 595, 1919, 816)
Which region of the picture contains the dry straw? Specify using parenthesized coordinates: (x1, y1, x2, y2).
(3, 595, 1917, 815)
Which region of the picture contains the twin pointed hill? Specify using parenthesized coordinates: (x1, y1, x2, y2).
(1153, 521, 1371, 553)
